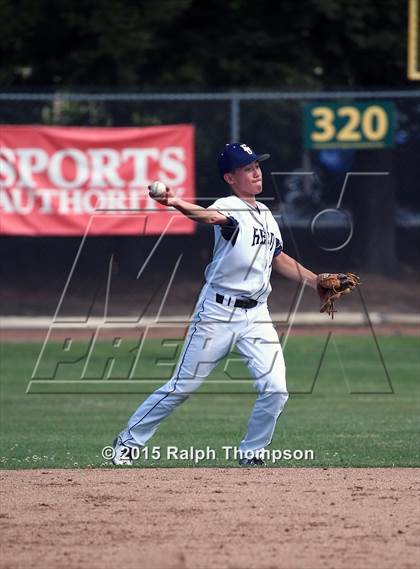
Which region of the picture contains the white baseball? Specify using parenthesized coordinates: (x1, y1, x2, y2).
(149, 180, 166, 197)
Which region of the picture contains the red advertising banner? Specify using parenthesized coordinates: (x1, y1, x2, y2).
(0, 125, 195, 236)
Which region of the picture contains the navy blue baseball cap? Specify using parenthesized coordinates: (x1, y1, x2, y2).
(218, 143, 270, 177)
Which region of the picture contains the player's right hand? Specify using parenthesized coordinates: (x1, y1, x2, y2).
(148, 185, 175, 207)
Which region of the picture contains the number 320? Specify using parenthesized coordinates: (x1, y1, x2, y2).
(311, 105, 388, 143)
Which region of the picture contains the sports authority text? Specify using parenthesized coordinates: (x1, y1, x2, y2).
(1, 146, 187, 214)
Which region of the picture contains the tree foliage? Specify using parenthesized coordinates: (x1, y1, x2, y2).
(0, 0, 409, 88)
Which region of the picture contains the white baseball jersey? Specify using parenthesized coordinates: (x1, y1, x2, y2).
(205, 195, 283, 302)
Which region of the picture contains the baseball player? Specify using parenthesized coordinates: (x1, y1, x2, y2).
(111, 143, 356, 466)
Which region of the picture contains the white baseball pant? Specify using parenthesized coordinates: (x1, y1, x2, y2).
(119, 286, 289, 456)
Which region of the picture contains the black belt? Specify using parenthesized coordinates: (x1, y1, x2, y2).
(215, 293, 258, 309)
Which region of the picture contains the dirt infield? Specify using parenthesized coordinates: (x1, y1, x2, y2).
(0, 323, 418, 343)
(1, 468, 418, 569)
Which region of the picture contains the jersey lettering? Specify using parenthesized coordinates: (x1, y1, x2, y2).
(252, 227, 260, 245)
(252, 226, 275, 250)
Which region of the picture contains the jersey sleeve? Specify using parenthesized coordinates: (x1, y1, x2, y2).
(273, 238, 283, 257)
(269, 209, 283, 257)
(209, 198, 233, 217)
(220, 216, 239, 244)
(209, 198, 240, 245)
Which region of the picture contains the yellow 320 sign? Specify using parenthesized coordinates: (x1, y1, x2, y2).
(304, 102, 395, 149)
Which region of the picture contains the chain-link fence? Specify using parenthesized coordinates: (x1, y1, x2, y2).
(1, 90, 419, 314)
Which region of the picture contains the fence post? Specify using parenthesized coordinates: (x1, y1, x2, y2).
(230, 96, 240, 142)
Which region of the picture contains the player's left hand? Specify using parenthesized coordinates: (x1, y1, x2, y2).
(316, 272, 361, 319)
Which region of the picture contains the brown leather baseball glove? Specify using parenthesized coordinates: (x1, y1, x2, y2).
(316, 272, 361, 319)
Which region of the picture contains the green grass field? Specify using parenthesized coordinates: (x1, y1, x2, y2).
(0, 336, 419, 468)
